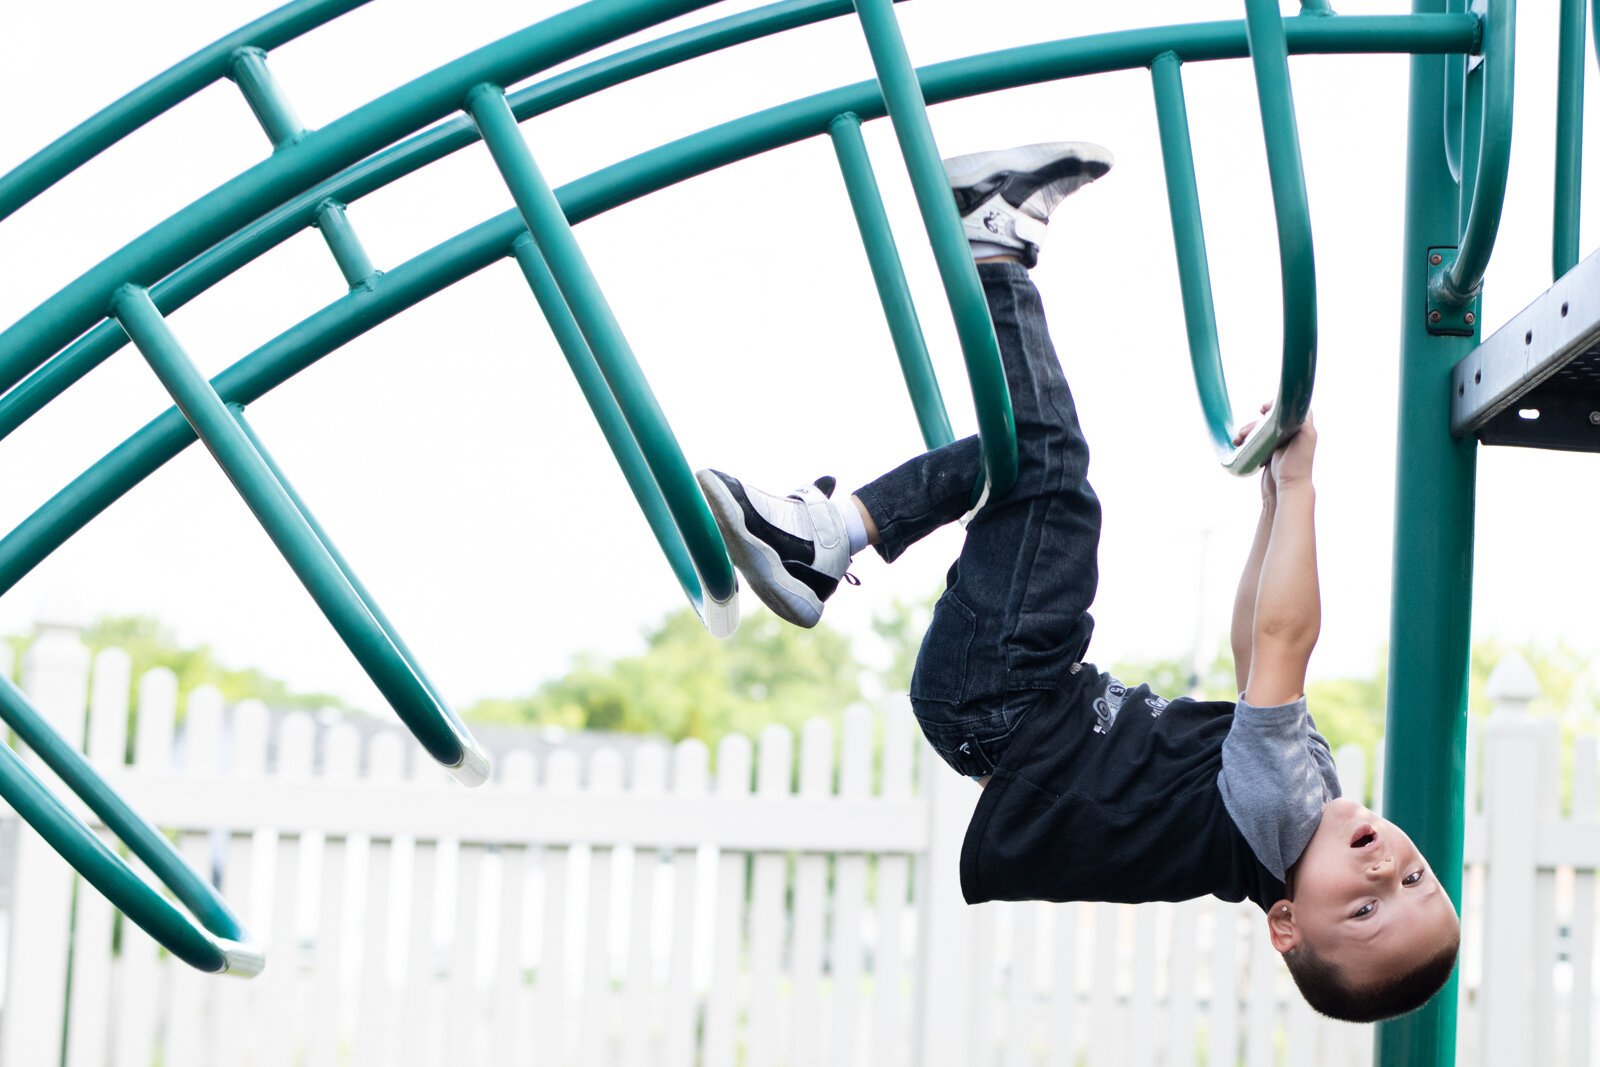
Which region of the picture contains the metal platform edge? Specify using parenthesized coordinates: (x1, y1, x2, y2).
(1452, 247, 1600, 439)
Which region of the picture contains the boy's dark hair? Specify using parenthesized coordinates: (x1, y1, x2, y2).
(1283, 938, 1460, 1023)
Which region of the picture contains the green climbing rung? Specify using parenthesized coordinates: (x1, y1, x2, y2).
(110, 286, 490, 786)
(828, 111, 951, 452)
(851, 0, 1017, 499)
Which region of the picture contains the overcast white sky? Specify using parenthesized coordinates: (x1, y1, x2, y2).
(1, 0, 1596, 718)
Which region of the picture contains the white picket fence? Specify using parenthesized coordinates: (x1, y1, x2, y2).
(0, 625, 1591, 1066)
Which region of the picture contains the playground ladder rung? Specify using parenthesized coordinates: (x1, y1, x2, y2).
(231, 48, 379, 289)
(1452, 246, 1600, 452)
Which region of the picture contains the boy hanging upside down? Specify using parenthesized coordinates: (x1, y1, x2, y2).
(696, 142, 1459, 1021)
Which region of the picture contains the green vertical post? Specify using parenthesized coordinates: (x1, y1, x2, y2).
(1554, 0, 1586, 278)
(1377, 3, 1477, 1064)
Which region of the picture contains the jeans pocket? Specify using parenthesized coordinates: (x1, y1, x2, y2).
(914, 710, 1009, 778)
(910, 589, 976, 705)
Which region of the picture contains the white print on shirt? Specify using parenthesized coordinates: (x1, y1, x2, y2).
(1093, 680, 1128, 734)
(1147, 695, 1170, 717)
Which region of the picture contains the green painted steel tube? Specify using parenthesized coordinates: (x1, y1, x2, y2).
(0, 12, 1477, 444)
(852, 0, 1016, 497)
(0, 675, 262, 974)
(510, 234, 703, 604)
(1555, 0, 1586, 279)
(313, 200, 377, 288)
(466, 84, 736, 606)
(230, 47, 307, 148)
(1150, 54, 1233, 457)
(110, 286, 489, 784)
(828, 112, 951, 450)
(0, 16, 1484, 600)
(1, 0, 884, 442)
(1376, 6, 1477, 1063)
(231, 405, 453, 718)
(1237, 0, 1317, 471)
(1436, 0, 1514, 303)
(0, 0, 727, 399)
(0, 0, 371, 221)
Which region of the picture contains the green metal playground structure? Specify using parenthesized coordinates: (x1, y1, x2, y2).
(1, 0, 1594, 1061)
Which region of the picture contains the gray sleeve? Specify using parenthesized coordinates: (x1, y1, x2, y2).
(1216, 697, 1342, 880)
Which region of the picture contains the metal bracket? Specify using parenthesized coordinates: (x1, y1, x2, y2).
(1477, 378, 1600, 452)
(1426, 246, 1480, 336)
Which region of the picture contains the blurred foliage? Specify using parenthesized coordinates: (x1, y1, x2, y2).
(463, 607, 861, 744)
(5, 615, 346, 715)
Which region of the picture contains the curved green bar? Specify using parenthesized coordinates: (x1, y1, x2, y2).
(467, 84, 735, 607)
(1221, 0, 1317, 474)
(0, 14, 1481, 599)
(1150, 54, 1233, 458)
(0, 676, 262, 974)
(829, 112, 952, 450)
(0, 12, 1475, 445)
(852, 0, 1016, 497)
(511, 236, 704, 605)
(0, 0, 371, 221)
(0, 0, 900, 443)
(0, 0, 726, 398)
(1436, 0, 1513, 303)
(112, 287, 489, 785)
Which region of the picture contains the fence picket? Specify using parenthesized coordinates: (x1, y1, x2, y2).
(112, 667, 178, 1067)
(1571, 736, 1597, 1067)
(538, 749, 579, 1067)
(621, 743, 668, 1067)
(745, 725, 793, 1067)
(793, 720, 834, 1067)
(1535, 720, 1561, 1067)
(64, 647, 130, 1067)
(1087, 904, 1117, 1065)
(1005, 901, 1037, 1067)
(969, 900, 998, 1064)
(163, 686, 225, 1067)
(873, 708, 914, 1067)
(213, 698, 269, 1065)
(1165, 901, 1198, 1067)
(1244, 917, 1277, 1067)
(1128, 904, 1158, 1067)
(308, 723, 359, 1067)
(662, 740, 708, 1067)
(704, 734, 753, 1067)
(263, 713, 314, 1067)
(492, 749, 536, 1065)
(830, 707, 872, 1065)
(580, 749, 622, 1064)
(402, 838, 440, 1067)
(449, 840, 486, 1063)
(355, 732, 405, 1067)
(1045, 904, 1079, 1067)
(1207, 903, 1241, 1067)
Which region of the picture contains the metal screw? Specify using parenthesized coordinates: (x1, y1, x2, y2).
(1430, 253, 1443, 265)
(1590, 411, 1600, 426)
(1428, 310, 1442, 323)
(1464, 312, 1476, 325)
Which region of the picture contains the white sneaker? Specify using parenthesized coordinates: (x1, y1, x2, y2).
(944, 142, 1115, 267)
(696, 469, 853, 628)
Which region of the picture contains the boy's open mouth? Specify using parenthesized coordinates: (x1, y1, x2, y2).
(1350, 824, 1378, 849)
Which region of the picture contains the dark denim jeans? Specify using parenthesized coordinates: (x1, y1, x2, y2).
(854, 261, 1102, 778)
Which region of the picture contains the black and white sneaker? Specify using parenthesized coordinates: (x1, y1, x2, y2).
(944, 142, 1114, 267)
(696, 469, 853, 629)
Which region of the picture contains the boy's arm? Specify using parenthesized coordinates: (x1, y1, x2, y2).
(1230, 475, 1276, 693)
(1243, 416, 1320, 707)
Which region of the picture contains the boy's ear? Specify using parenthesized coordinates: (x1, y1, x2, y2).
(1267, 900, 1299, 953)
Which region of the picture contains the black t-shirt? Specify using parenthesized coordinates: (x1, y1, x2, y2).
(960, 666, 1287, 912)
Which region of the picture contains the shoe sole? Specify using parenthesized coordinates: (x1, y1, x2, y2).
(697, 470, 824, 628)
(943, 141, 1115, 191)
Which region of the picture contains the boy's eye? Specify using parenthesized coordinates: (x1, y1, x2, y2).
(1403, 870, 1424, 887)
(1352, 902, 1375, 918)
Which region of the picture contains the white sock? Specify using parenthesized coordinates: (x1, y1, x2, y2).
(842, 498, 869, 557)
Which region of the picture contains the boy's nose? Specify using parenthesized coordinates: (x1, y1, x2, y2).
(1365, 855, 1395, 879)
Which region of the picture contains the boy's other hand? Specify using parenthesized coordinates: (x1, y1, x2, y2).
(1270, 411, 1317, 486)
(1233, 402, 1277, 503)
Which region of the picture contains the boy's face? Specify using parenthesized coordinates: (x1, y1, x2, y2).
(1271, 797, 1459, 986)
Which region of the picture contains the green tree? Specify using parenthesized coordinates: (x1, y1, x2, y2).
(465, 607, 861, 746)
(6, 615, 347, 714)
